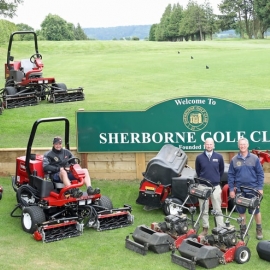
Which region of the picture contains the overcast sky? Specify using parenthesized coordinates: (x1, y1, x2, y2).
(9, 0, 222, 29)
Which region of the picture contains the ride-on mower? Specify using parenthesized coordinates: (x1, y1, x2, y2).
(0, 31, 84, 112)
(171, 186, 263, 269)
(125, 178, 214, 255)
(135, 144, 231, 214)
(10, 117, 133, 243)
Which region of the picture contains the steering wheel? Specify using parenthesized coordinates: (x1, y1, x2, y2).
(30, 53, 42, 63)
(66, 157, 81, 165)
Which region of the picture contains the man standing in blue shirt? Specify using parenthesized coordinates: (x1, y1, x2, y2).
(195, 138, 225, 236)
(228, 137, 264, 240)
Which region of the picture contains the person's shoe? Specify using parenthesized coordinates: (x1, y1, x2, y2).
(256, 228, 263, 240)
(199, 227, 208, 237)
(70, 188, 83, 198)
(87, 186, 100, 195)
(240, 224, 247, 234)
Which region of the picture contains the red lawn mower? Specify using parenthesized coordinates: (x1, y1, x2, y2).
(136, 144, 231, 215)
(172, 186, 263, 269)
(10, 117, 133, 243)
(125, 178, 214, 255)
(0, 31, 84, 113)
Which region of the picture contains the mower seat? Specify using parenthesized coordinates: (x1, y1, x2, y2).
(21, 59, 43, 79)
(20, 59, 35, 73)
(54, 182, 65, 189)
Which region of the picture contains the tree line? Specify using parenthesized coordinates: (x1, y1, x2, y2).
(1, 0, 270, 42)
(150, 0, 270, 41)
(0, 1, 88, 42)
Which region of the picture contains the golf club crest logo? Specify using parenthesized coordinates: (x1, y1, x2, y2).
(183, 106, 208, 131)
(236, 161, 242, 167)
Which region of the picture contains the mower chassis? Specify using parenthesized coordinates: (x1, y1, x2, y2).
(125, 179, 214, 255)
(11, 117, 133, 243)
(172, 186, 263, 268)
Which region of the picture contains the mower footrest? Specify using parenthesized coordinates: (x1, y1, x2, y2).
(125, 236, 148, 255)
(171, 252, 196, 270)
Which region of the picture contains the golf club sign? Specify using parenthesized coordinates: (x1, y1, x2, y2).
(76, 96, 270, 152)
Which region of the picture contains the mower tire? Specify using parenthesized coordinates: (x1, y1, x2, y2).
(5, 86, 17, 96)
(0, 192, 2, 200)
(162, 197, 183, 216)
(53, 83, 67, 91)
(234, 246, 251, 264)
(16, 185, 37, 207)
(21, 206, 46, 234)
(98, 195, 113, 209)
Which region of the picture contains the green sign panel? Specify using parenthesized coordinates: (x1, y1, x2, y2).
(76, 96, 270, 152)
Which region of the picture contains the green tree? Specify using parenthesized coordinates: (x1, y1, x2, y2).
(155, 4, 172, 41)
(0, 19, 17, 43)
(15, 23, 34, 40)
(167, 3, 183, 41)
(179, 0, 207, 41)
(254, 0, 270, 38)
(203, 0, 218, 40)
(41, 14, 74, 41)
(74, 23, 88, 40)
(219, 0, 256, 39)
(0, 0, 23, 18)
(149, 24, 157, 41)
(219, 0, 243, 37)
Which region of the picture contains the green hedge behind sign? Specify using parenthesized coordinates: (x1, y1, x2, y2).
(76, 96, 270, 152)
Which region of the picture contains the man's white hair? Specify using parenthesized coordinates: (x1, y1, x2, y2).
(238, 137, 249, 145)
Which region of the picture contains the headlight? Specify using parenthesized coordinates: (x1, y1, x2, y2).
(79, 200, 86, 205)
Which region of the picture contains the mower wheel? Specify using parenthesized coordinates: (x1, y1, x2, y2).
(16, 185, 37, 207)
(162, 197, 183, 216)
(98, 195, 113, 209)
(5, 86, 17, 96)
(53, 83, 67, 91)
(0, 192, 2, 200)
(21, 206, 46, 234)
(234, 246, 251, 264)
(5, 79, 15, 87)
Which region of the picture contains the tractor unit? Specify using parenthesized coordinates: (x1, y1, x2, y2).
(0, 31, 84, 114)
(135, 144, 231, 215)
(10, 117, 133, 243)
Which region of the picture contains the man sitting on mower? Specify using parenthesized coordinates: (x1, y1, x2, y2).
(43, 136, 100, 198)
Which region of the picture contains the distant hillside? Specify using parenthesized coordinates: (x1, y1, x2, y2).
(83, 25, 151, 40)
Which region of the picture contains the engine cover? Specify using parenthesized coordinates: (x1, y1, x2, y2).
(159, 214, 189, 236)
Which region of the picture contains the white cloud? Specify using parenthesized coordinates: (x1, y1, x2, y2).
(8, 0, 221, 29)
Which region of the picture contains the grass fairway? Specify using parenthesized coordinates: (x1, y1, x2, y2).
(1, 39, 270, 269)
(1, 39, 270, 147)
(0, 177, 270, 270)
